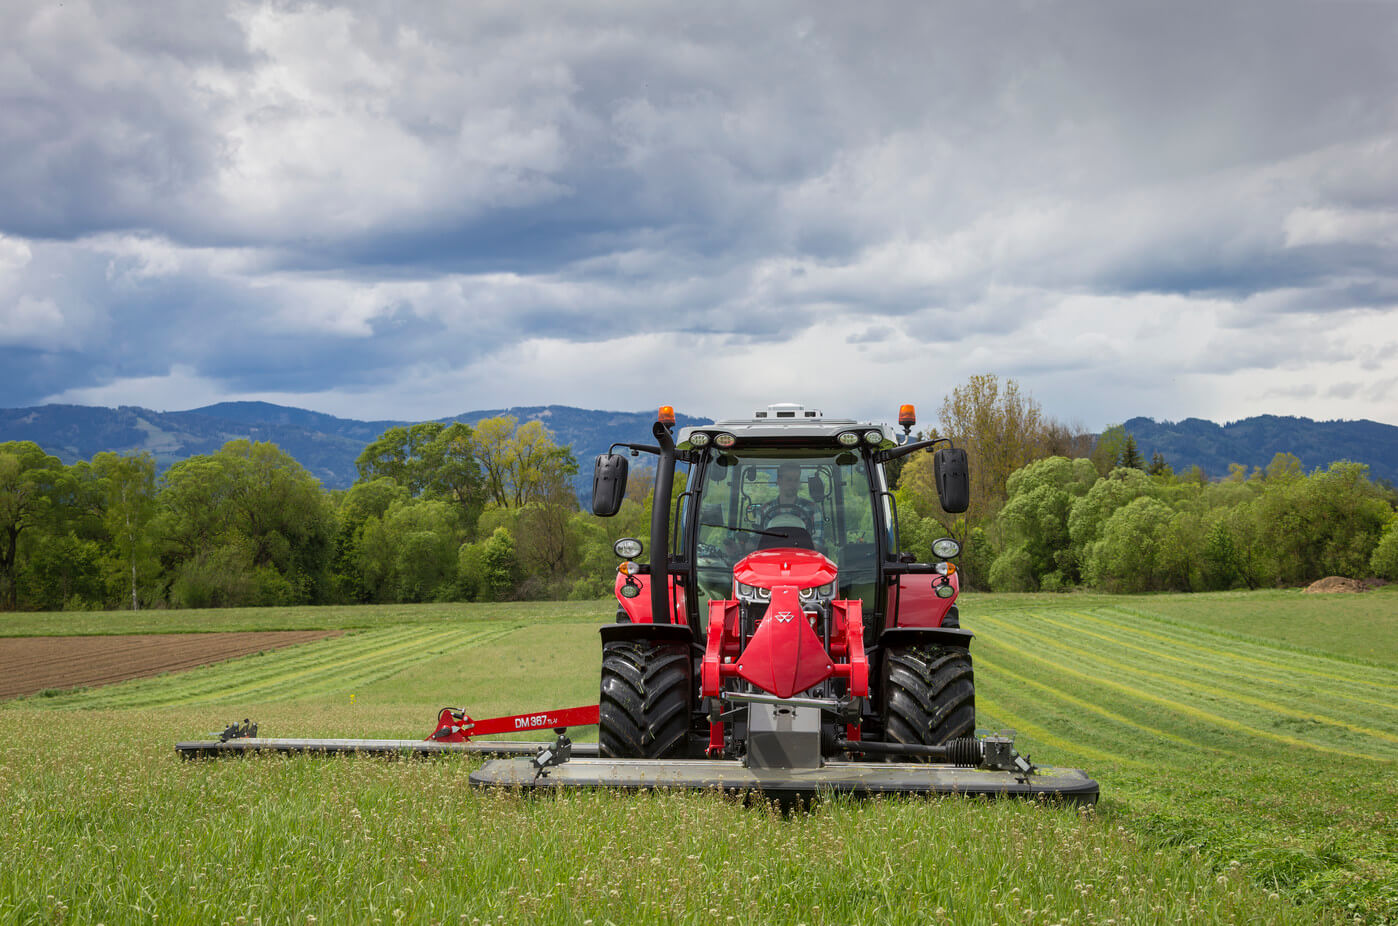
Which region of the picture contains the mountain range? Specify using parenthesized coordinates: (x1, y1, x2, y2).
(1, 403, 1394, 490)
(1124, 415, 1398, 485)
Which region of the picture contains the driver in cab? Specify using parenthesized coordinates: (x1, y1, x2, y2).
(724, 463, 822, 560)
(762, 462, 821, 543)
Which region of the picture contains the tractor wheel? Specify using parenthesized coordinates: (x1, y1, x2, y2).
(599, 638, 693, 759)
(881, 645, 975, 751)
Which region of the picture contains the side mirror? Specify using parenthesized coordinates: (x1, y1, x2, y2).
(592, 454, 628, 517)
(934, 447, 970, 513)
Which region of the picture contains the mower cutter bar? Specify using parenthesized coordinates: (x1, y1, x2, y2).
(468, 757, 1098, 803)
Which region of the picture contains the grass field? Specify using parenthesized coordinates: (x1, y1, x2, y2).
(2, 588, 1395, 924)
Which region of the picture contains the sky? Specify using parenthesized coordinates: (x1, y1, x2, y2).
(2, 1, 1397, 430)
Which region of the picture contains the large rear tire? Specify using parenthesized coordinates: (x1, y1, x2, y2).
(599, 638, 693, 759)
(882, 645, 975, 750)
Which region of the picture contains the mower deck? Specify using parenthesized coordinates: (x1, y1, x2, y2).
(175, 738, 602, 760)
(469, 757, 1099, 803)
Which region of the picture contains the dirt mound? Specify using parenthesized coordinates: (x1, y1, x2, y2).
(1302, 576, 1370, 594)
(0, 631, 342, 700)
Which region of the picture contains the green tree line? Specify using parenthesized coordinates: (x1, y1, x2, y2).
(888, 375, 1398, 592)
(0, 416, 667, 612)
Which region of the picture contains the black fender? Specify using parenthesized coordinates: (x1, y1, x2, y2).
(599, 622, 695, 647)
(877, 627, 974, 652)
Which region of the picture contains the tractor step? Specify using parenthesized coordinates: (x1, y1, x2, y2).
(175, 738, 602, 760)
(468, 757, 1099, 803)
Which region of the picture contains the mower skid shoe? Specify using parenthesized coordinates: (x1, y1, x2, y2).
(468, 758, 1099, 804)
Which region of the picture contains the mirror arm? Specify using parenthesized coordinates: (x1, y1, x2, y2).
(874, 437, 952, 464)
(609, 442, 661, 456)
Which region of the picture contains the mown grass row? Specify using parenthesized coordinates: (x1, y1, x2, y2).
(967, 602, 1398, 920)
(16, 624, 523, 710)
(0, 599, 609, 637)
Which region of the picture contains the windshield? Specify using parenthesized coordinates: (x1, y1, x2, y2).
(693, 449, 880, 610)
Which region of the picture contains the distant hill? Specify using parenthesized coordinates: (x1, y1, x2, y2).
(4, 403, 1394, 491)
(1124, 415, 1398, 484)
(0, 402, 711, 494)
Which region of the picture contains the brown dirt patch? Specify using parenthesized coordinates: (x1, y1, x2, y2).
(0, 631, 342, 700)
(1302, 576, 1370, 594)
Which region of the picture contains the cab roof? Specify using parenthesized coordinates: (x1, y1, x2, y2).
(676, 403, 897, 448)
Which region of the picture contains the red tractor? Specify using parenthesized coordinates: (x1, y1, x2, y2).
(592, 402, 973, 765)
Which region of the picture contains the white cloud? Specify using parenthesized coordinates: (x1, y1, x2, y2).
(1283, 207, 1398, 248)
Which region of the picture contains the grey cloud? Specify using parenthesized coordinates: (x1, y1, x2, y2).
(1, 0, 1397, 420)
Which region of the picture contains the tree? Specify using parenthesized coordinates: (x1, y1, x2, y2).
(1245, 461, 1389, 585)
(480, 527, 520, 601)
(354, 498, 462, 602)
(1067, 467, 1160, 556)
(1090, 426, 1128, 477)
(161, 441, 334, 607)
(1371, 515, 1398, 581)
(1083, 496, 1175, 592)
(1117, 435, 1144, 470)
(989, 456, 1098, 590)
(470, 416, 579, 510)
(1263, 452, 1303, 483)
(0, 442, 66, 610)
(356, 422, 484, 534)
(922, 374, 1055, 523)
(1146, 452, 1173, 478)
(90, 452, 159, 610)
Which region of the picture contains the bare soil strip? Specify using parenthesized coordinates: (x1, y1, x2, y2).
(0, 631, 343, 700)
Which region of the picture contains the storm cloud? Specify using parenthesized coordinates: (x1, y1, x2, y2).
(2, 0, 1396, 426)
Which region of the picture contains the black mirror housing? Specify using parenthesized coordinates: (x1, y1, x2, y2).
(592, 453, 628, 517)
(934, 447, 970, 513)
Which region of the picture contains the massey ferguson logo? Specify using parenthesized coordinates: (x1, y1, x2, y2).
(773, 611, 796, 623)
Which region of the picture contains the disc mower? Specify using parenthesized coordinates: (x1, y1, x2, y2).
(178, 403, 1097, 804)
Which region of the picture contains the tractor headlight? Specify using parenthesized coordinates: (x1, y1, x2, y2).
(736, 581, 770, 600)
(935, 583, 956, 599)
(837, 431, 860, 447)
(931, 537, 961, 559)
(614, 537, 643, 559)
(714, 432, 737, 448)
(799, 582, 836, 601)
(864, 429, 883, 445)
(689, 431, 711, 447)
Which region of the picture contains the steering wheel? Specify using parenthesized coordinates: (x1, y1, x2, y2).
(761, 503, 814, 532)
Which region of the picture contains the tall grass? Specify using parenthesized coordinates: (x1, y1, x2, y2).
(2, 592, 1395, 923)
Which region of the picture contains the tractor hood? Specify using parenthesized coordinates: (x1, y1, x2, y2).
(733, 549, 837, 590)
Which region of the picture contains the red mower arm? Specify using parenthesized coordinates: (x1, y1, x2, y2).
(427, 704, 600, 742)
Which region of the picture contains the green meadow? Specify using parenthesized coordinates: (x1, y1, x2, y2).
(2, 589, 1395, 924)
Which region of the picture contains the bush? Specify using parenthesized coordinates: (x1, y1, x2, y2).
(1371, 515, 1398, 580)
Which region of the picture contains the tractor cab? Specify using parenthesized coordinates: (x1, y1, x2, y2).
(595, 403, 968, 644)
